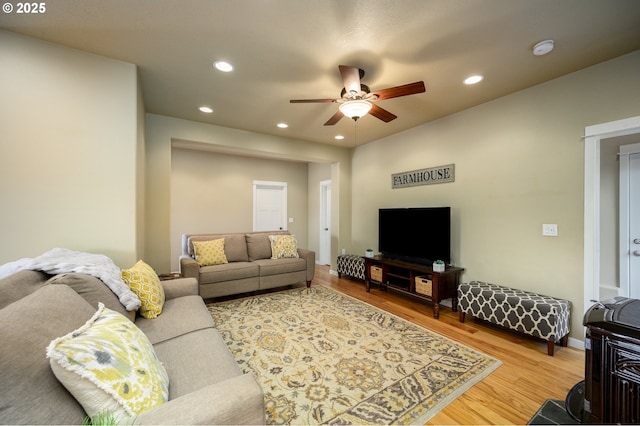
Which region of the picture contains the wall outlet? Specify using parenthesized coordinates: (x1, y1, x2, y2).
(341, 248, 346, 255)
(542, 224, 558, 236)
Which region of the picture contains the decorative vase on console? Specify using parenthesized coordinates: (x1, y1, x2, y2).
(365, 249, 374, 258)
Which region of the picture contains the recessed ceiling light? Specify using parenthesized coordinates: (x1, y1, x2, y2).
(464, 75, 484, 85)
(199, 106, 213, 113)
(277, 123, 288, 128)
(334, 135, 345, 140)
(532, 39, 554, 56)
(213, 61, 234, 72)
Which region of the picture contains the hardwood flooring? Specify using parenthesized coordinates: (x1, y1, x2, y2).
(312, 265, 584, 425)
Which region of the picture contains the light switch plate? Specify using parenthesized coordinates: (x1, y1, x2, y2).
(542, 224, 558, 236)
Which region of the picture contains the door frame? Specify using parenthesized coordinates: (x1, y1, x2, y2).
(584, 116, 640, 312)
(319, 180, 331, 265)
(620, 143, 640, 297)
(253, 180, 287, 232)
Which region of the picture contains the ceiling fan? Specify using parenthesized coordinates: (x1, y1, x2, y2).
(290, 65, 426, 126)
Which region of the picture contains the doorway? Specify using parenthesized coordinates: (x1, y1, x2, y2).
(584, 116, 640, 311)
(253, 180, 287, 232)
(620, 144, 640, 298)
(319, 180, 331, 265)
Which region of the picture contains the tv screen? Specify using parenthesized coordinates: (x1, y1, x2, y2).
(378, 207, 451, 265)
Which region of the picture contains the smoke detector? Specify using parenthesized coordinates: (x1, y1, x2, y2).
(533, 40, 554, 56)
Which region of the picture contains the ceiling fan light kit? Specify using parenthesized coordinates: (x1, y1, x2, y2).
(290, 65, 425, 126)
(339, 99, 373, 121)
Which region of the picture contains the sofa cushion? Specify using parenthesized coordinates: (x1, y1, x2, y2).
(220, 234, 250, 262)
(121, 260, 165, 319)
(187, 233, 249, 262)
(255, 258, 307, 276)
(199, 262, 259, 284)
(269, 234, 300, 259)
(0, 269, 50, 309)
(0, 284, 94, 425)
(193, 239, 228, 267)
(246, 231, 289, 261)
(47, 273, 135, 322)
(152, 328, 242, 399)
(136, 295, 215, 345)
(47, 304, 169, 418)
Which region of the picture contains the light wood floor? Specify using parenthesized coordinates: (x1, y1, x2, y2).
(312, 265, 584, 425)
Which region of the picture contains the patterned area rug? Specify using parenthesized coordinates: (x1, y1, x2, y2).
(207, 286, 502, 425)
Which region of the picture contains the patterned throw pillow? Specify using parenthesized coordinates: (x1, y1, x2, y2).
(46, 304, 169, 419)
(269, 235, 299, 259)
(121, 260, 165, 319)
(193, 238, 228, 266)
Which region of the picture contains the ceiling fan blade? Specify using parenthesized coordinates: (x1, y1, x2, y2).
(339, 65, 361, 96)
(372, 81, 425, 101)
(290, 98, 335, 103)
(324, 110, 344, 126)
(369, 104, 397, 122)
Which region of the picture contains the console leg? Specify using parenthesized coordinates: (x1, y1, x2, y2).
(433, 304, 440, 319)
(365, 280, 371, 292)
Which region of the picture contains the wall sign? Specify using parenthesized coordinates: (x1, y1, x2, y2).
(391, 164, 455, 189)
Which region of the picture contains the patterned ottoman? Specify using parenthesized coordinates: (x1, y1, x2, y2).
(458, 281, 570, 356)
(337, 255, 366, 280)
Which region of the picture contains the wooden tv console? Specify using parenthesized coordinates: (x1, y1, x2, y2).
(363, 256, 464, 319)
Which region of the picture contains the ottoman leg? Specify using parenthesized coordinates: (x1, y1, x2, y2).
(459, 311, 466, 322)
(547, 340, 555, 356)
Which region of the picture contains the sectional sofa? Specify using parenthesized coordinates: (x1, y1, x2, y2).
(0, 270, 265, 424)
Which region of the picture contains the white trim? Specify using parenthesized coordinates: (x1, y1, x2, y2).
(584, 116, 640, 312)
(620, 144, 640, 298)
(319, 180, 331, 265)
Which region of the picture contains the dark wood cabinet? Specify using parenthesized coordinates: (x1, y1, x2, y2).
(363, 256, 464, 319)
(584, 297, 640, 423)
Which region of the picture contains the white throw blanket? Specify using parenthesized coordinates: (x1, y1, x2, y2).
(0, 248, 141, 311)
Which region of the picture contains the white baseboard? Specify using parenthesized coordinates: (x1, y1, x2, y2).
(567, 337, 584, 350)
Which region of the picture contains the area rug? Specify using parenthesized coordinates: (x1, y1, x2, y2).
(207, 286, 502, 425)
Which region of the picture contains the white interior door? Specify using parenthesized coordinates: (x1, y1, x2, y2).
(253, 181, 287, 231)
(620, 144, 640, 298)
(319, 180, 331, 265)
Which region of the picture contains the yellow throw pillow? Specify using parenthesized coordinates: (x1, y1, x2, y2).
(46, 304, 169, 419)
(121, 260, 165, 319)
(193, 238, 228, 266)
(269, 235, 299, 259)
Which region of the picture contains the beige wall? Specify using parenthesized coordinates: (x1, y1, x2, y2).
(145, 114, 351, 273)
(169, 148, 309, 271)
(0, 31, 143, 267)
(351, 50, 640, 340)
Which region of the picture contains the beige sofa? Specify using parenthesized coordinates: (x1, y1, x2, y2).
(0, 270, 265, 425)
(180, 231, 315, 299)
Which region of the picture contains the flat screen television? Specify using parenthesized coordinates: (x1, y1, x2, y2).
(378, 207, 450, 265)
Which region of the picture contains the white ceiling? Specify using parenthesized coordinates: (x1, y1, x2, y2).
(2, 0, 640, 146)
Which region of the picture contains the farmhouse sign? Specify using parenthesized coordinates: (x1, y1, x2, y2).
(391, 164, 455, 189)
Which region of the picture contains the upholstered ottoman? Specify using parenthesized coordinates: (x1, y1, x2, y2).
(337, 255, 366, 280)
(458, 281, 570, 356)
